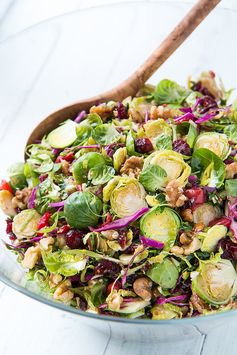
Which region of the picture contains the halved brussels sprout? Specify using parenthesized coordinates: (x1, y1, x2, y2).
(12, 209, 41, 239)
(192, 259, 237, 305)
(47, 120, 78, 148)
(193, 203, 221, 227)
(108, 177, 147, 218)
(200, 225, 227, 252)
(143, 119, 172, 144)
(151, 303, 182, 320)
(143, 150, 191, 187)
(194, 133, 231, 160)
(140, 206, 181, 250)
(113, 147, 127, 171)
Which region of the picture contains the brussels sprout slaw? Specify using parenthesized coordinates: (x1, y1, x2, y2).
(2, 71, 237, 320)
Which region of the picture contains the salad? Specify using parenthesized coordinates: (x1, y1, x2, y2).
(1, 71, 237, 320)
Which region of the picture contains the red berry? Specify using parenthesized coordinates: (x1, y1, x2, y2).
(6, 219, 13, 234)
(135, 138, 153, 153)
(107, 281, 122, 294)
(66, 230, 83, 249)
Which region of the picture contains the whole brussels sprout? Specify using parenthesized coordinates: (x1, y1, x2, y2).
(143, 150, 191, 187)
(64, 191, 103, 229)
(192, 259, 237, 305)
(194, 132, 231, 160)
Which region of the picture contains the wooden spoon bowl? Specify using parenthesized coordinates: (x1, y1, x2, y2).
(26, 0, 220, 148)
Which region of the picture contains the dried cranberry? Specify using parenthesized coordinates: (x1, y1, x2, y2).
(118, 232, 127, 249)
(217, 238, 237, 260)
(224, 158, 234, 165)
(57, 225, 70, 234)
(172, 140, 191, 156)
(117, 102, 128, 120)
(66, 230, 83, 249)
(95, 260, 121, 279)
(6, 219, 13, 234)
(107, 280, 122, 294)
(135, 138, 153, 153)
(9, 234, 16, 241)
(192, 81, 214, 98)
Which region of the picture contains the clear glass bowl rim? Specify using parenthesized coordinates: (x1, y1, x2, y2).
(1, 0, 237, 325)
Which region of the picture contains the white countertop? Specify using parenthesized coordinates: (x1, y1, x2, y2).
(1, 1, 237, 354)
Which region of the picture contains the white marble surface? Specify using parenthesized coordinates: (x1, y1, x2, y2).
(1, 1, 237, 355)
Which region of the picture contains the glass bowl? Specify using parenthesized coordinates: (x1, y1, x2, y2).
(1, 1, 237, 350)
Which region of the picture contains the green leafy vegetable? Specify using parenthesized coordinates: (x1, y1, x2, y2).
(42, 250, 87, 276)
(155, 134, 172, 151)
(73, 152, 106, 184)
(92, 124, 120, 145)
(224, 124, 237, 144)
(8, 162, 27, 189)
(176, 122, 198, 148)
(225, 179, 237, 197)
(147, 258, 179, 289)
(88, 165, 115, 185)
(154, 79, 190, 105)
(139, 165, 167, 192)
(191, 148, 226, 188)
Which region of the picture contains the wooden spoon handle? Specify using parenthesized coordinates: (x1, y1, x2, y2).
(98, 0, 221, 102)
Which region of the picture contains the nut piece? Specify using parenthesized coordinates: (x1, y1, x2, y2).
(170, 246, 184, 255)
(22, 245, 41, 269)
(39, 236, 55, 251)
(226, 162, 237, 179)
(183, 237, 201, 256)
(53, 280, 74, 303)
(0, 190, 16, 216)
(165, 180, 187, 208)
(101, 230, 119, 241)
(120, 156, 144, 178)
(150, 105, 180, 120)
(61, 160, 70, 176)
(180, 208, 193, 223)
(90, 103, 113, 121)
(12, 187, 32, 210)
(179, 232, 192, 245)
(133, 277, 152, 301)
(49, 273, 63, 289)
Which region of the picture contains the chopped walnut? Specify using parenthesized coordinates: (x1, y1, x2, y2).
(22, 245, 41, 269)
(150, 105, 180, 120)
(90, 103, 114, 121)
(53, 280, 74, 303)
(183, 237, 201, 255)
(170, 246, 184, 255)
(165, 180, 187, 208)
(226, 162, 237, 179)
(49, 274, 63, 289)
(101, 230, 119, 241)
(180, 208, 193, 223)
(133, 277, 152, 301)
(190, 293, 211, 314)
(61, 160, 70, 176)
(106, 291, 123, 312)
(120, 156, 144, 177)
(39, 236, 55, 251)
(12, 187, 32, 210)
(179, 232, 192, 245)
(128, 108, 144, 123)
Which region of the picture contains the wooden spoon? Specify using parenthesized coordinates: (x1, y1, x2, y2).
(27, 0, 220, 147)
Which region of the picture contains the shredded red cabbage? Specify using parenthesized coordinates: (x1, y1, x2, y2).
(174, 112, 196, 123)
(140, 235, 164, 249)
(28, 187, 38, 209)
(144, 110, 149, 123)
(49, 201, 65, 208)
(156, 294, 187, 305)
(89, 207, 149, 232)
(195, 112, 217, 124)
(180, 107, 192, 114)
(74, 110, 87, 123)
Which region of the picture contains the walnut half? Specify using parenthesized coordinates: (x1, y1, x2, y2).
(165, 180, 187, 208)
(120, 156, 144, 178)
